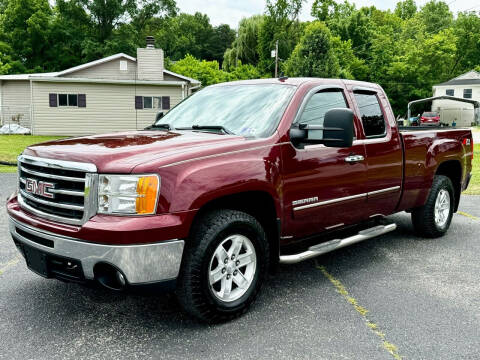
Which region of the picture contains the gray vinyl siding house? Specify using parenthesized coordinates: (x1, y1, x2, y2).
(0, 46, 200, 136)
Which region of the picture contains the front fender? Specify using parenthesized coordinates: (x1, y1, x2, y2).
(157, 144, 284, 215)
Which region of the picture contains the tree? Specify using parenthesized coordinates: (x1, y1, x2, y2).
(208, 24, 236, 64)
(451, 12, 480, 76)
(284, 21, 340, 78)
(394, 0, 417, 20)
(418, 0, 453, 34)
(1, 0, 54, 72)
(223, 15, 264, 70)
(154, 12, 217, 61)
(167, 54, 261, 87)
(311, 0, 338, 21)
(257, 0, 305, 74)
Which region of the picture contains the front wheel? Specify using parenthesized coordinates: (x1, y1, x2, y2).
(176, 209, 269, 323)
(411, 175, 455, 238)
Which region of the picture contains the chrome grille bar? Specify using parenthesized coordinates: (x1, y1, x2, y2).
(20, 166, 86, 182)
(17, 155, 98, 226)
(19, 189, 84, 211)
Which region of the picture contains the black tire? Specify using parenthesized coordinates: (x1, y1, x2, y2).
(411, 175, 455, 238)
(176, 209, 269, 323)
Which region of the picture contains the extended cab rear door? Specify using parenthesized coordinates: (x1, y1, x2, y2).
(281, 85, 368, 240)
(345, 84, 403, 216)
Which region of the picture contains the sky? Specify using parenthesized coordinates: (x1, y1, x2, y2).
(177, 0, 480, 28)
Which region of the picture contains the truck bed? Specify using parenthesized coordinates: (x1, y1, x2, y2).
(397, 127, 473, 212)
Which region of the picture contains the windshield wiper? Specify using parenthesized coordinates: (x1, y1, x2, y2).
(144, 123, 172, 131)
(176, 125, 235, 135)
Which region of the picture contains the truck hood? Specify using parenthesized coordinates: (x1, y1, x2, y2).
(23, 130, 247, 173)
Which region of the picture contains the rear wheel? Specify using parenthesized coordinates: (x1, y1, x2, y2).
(176, 209, 269, 323)
(411, 175, 454, 238)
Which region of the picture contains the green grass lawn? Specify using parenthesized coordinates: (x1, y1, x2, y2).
(464, 144, 480, 195)
(0, 135, 65, 172)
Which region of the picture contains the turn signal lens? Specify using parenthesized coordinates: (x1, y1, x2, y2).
(136, 176, 159, 214)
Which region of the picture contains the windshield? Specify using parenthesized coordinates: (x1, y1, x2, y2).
(155, 84, 296, 138)
(423, 112, 438, 117)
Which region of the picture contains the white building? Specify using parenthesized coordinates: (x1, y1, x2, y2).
(0, 38, 200, 136)
(432, 70, 480, 126)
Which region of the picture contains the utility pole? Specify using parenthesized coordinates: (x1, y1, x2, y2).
(274, 40, 279, 78)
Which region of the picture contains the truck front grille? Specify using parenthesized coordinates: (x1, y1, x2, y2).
(17, 155, 98, 225)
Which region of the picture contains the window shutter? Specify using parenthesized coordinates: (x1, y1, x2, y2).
(49, 93, 57, 107)
(162, 96, 170, 110)
(135, 96, 143, 109)
(78, 94, 86, 108)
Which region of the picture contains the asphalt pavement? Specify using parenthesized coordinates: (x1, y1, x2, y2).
(1, 172, 479, 360)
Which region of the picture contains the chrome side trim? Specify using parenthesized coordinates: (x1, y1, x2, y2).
(325, 223, 344, 230)
(367, 186, 400, 196)
(279, 223, 397, 264)
(20, 166, 86, 182)
(9, 217, 184, 284)
(292, 186, 401, 212)
(19, 189, 84, 211)
(293, 193, 366, 211)
(19, 154, 97, 173)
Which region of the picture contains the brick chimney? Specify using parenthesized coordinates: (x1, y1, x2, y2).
(137, 36, 164, 81)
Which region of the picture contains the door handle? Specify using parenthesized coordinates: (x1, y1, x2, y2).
(345, 155, 365, 163)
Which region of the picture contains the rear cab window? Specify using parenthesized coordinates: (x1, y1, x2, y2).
(353, 92, 387, 138)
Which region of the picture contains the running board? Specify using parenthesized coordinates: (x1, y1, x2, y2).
(279, 223, 397, 264)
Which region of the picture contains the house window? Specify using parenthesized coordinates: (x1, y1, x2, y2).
(119, 60, 128, 71)
(58, 94, 68, 106)
(68, 94, 78, 106)
(135, 96, 171, 110)
(143, 96, 153, 109)
(153, 97, 162, 109)
(50, 93, 85, 107)
(463, 89, 472, 99)
(446, 89, 454, 96)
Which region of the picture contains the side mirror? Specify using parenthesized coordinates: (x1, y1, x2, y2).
(323, 108, 354, 148)
(289, 108, 354, 148)
(155, 111, 164, 122)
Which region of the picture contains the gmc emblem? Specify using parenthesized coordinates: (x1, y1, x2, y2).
(25, 178, 55, 199)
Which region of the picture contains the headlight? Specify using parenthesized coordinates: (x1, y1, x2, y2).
(98, 174, 160, 215)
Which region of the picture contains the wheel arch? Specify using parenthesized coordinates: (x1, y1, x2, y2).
(189, 191, 280, 270)
(435, 160, 462, 212)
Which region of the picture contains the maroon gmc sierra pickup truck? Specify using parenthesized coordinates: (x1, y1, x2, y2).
(7, 78, 473, 322)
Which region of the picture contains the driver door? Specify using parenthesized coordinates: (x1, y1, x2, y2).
(281, 87, 368, 241)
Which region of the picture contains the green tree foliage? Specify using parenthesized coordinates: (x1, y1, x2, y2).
(167, 54, 261, 86)
(284, 21, 339, 77)
(1, 0, 54, 72)
(223, 15, 264, 70)
(153, 12, 234, 63)
(394, 0, 417, 20)
(311, 0, 338, 21)
(418, 0, 453, 34)
(257, 0, 305, 74)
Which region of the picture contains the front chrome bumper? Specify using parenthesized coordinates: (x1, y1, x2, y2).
(9, 217, 184, 285)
